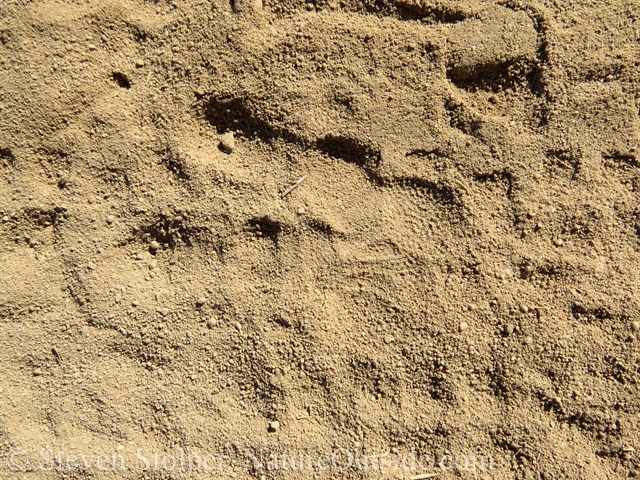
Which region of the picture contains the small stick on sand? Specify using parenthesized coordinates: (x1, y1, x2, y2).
(51, 347, 63, 365)
(410, 474, 440, 480)
(281, 175, 307, 198)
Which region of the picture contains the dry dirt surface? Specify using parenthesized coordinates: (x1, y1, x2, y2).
(1, 0, 640, 478)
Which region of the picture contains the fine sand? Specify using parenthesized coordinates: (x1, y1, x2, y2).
(1, 0, 639, 478)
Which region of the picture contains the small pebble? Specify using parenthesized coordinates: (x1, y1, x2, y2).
(631, 321, 640, 332)
(268, 420, 280, 433)
(525, 335, 534, 345)
(553, 238, 563, 247)
(232, 0, 263, 13)
(196, 297, 207, 308)
(383, 335, 394, 344)
(106, 215, 115, 224)
(149, 240, 160, 252)
(219, 132, 236, 153)
(459, 321, 469, 332)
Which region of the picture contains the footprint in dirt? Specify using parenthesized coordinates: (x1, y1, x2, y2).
(205, 0, 540, 206)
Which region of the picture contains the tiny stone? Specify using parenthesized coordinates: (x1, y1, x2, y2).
(459, 321, 469, 332)
(196, 297, 206, 307)
(219, 132, 236, 153)
(135, 59, 145, 68)
(383, 335, 394, 344)
(158, 307, 169, 317)
(631, 321, 640, 332)
(525, 335, 534, 345)
(149, 240, 160, 252)
(297, 207, 306, 215)
(503, 324, 514, 336)
(232, 0, 263, 13)
(553, 238, 563, 247)
(268, 420, 280, 433)
(106, 215, 115, 224)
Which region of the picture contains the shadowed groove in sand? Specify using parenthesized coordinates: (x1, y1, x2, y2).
(267, 0, 475, 23)
(202, 95, 467, 216)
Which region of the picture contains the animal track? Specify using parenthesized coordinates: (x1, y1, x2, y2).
(203, 93, 469, 216)
(197, 2, 544, 227)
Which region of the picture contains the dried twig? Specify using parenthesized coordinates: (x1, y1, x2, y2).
(281, 175, 307, 198)
(51, 347, 63, 365)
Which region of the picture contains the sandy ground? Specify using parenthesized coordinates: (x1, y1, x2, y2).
(1, 0, 639, 478)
